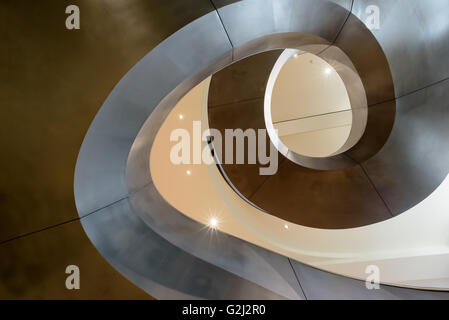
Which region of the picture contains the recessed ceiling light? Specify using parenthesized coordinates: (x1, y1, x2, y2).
(209, 217, 219, 229)
(284, 224, 289, 230)
(186, 170, 191, 175)
(179, 114, 183, 119)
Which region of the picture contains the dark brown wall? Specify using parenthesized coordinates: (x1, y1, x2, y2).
(0, 0, 214, 299)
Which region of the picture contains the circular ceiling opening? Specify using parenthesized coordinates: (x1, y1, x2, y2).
(270, 51, 352, 158)
(264, 49, 371, 170)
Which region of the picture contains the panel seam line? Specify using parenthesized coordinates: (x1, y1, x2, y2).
(344, 154, 395, 218)
(288, 258, 308, 300)
(0, 195, 130, 246)
(209, 0, 235, 60)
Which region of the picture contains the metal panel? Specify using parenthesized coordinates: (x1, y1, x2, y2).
(208, 50, 282, 106)
(361, 78, 449, 215)
(345, 100, 396, 163)
(352, 0, 449, 97)
(74, 12, 233, 216)
(128, 182, 306, 300)
(213, 0, 353, 54)
(291, 261, 449, 300)
(248, 160, 392, 229)
(332, 13, 396, 106)
(81, 198, 286, 300)
(318, 45, 394, 160)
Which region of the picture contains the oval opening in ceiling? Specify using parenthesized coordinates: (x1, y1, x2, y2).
(270, 51, 353, 158)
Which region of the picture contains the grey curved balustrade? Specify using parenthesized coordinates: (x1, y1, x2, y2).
(74, 0, 449, 299)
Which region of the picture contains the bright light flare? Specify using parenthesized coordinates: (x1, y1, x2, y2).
(209, 217, 219, 229)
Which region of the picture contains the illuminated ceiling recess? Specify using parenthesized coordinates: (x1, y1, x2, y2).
(270, 51, 353, 158)
(264, 49, 368, 166)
